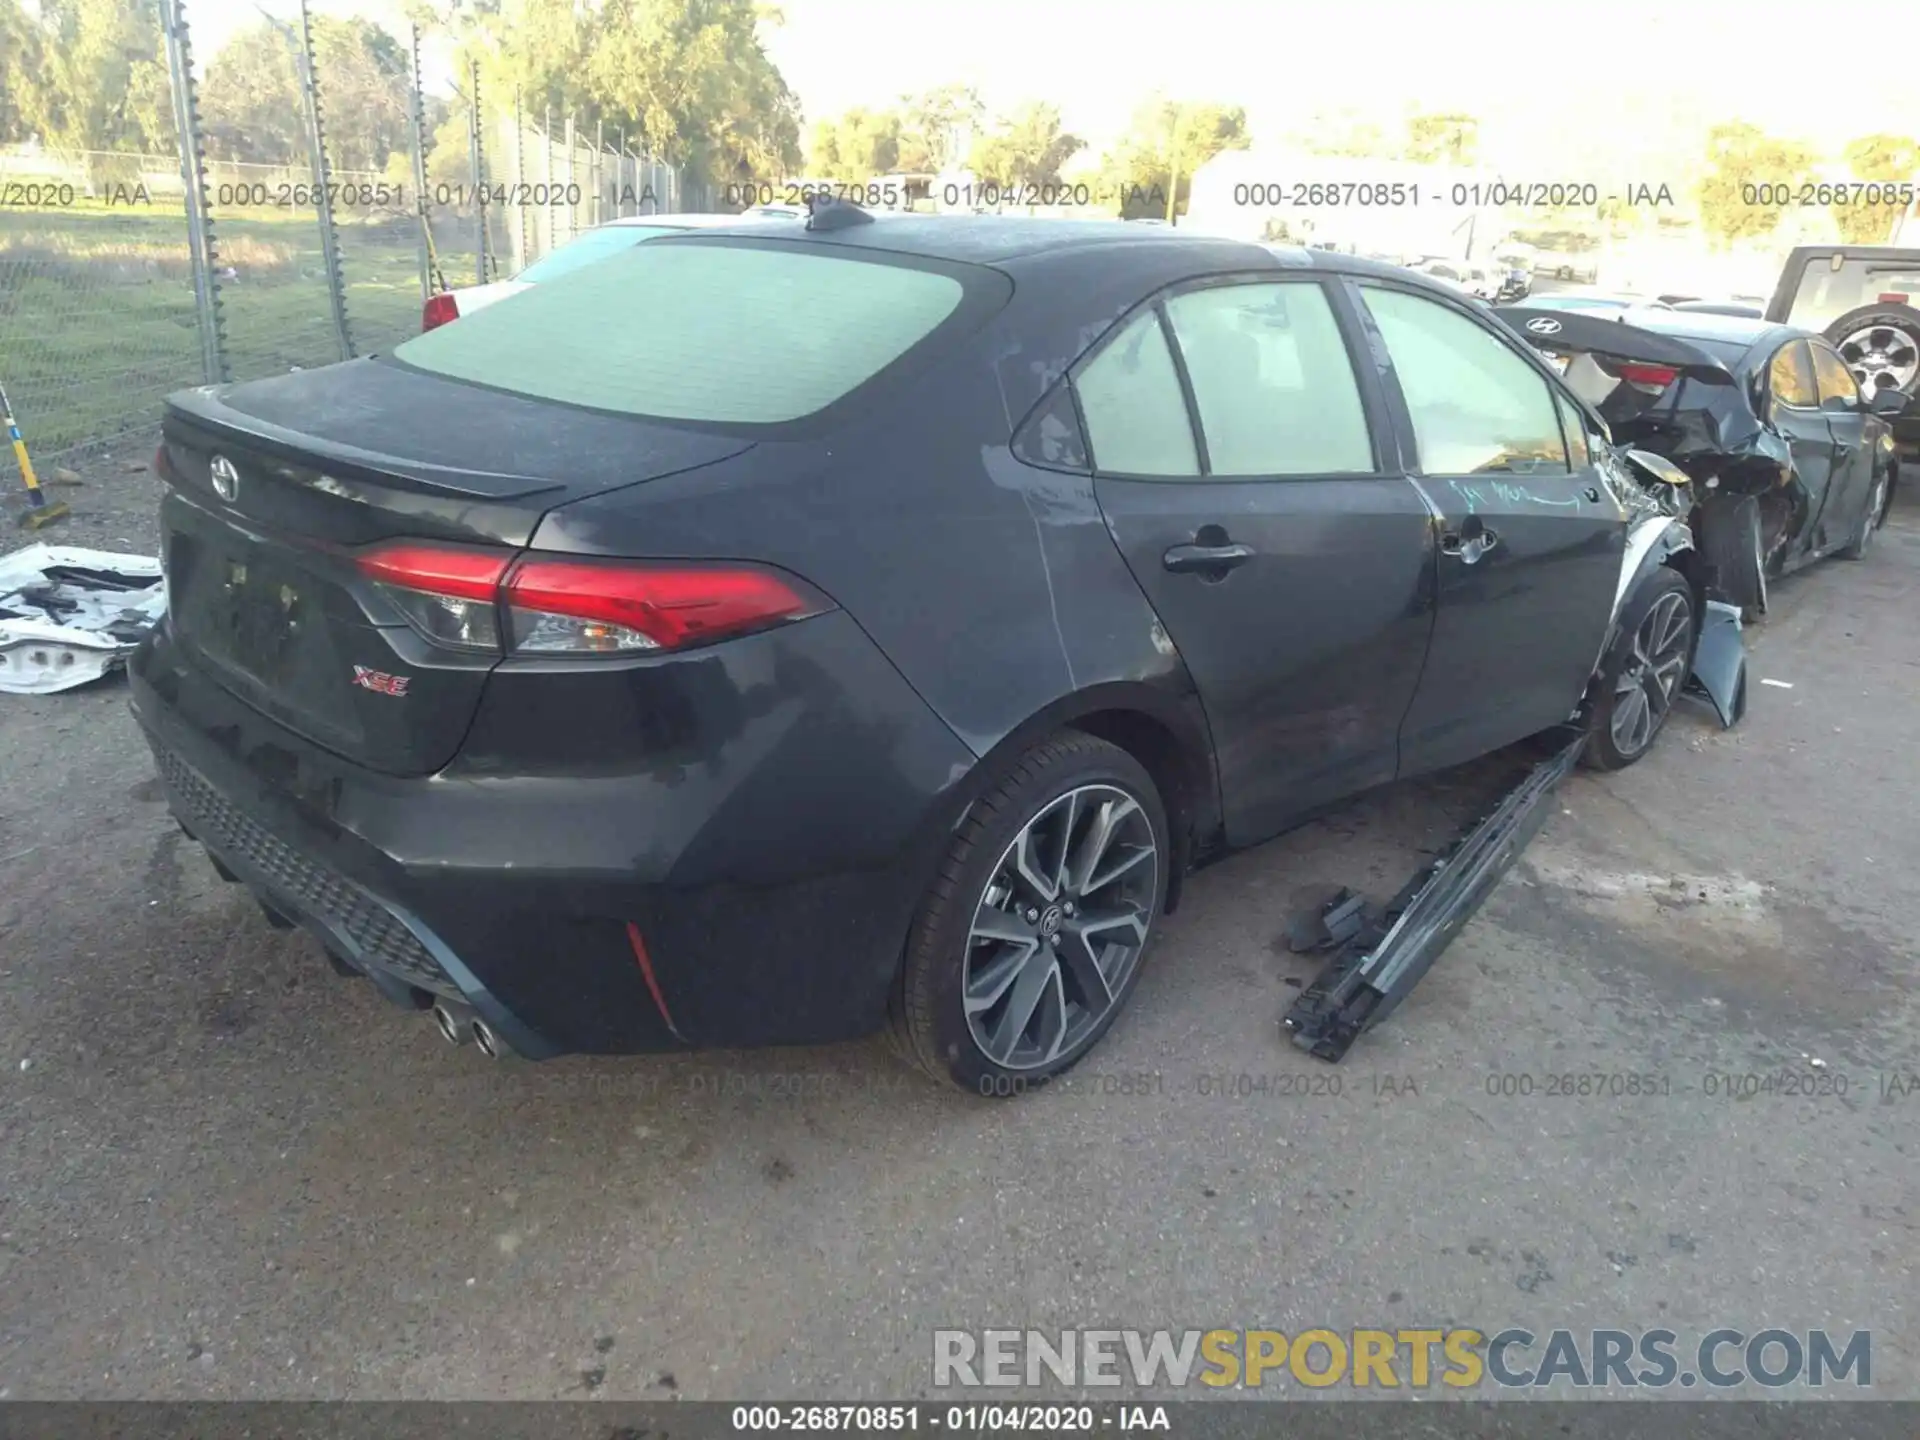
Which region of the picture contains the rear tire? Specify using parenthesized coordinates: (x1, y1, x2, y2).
(889, 731, 1169, 1096)
(1583, 568, 1697, 771)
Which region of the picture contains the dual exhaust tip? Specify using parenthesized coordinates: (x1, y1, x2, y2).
(431, 998, 512, 1059)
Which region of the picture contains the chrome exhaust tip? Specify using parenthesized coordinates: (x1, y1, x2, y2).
(470, 1017, 508, 1059)
(431, 1000, 468, 1046)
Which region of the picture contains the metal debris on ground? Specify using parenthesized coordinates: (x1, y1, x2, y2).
(0, 543, 166, 694)
(1686, 599, 1749, 729)
(1281, 731, 1587, 1061)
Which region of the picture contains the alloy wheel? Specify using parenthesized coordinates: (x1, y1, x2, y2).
(962, 784, 1159, 1071)
(1610, 590, 1693, 758)
(1836, 324, 1920, 398)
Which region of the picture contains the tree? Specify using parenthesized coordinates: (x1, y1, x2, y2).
(808, 107, 901, 181)
(1100, 96, 1250, 219)
(1288, 108, 1390, 160)
(1696, 121, 1817, 246)
(201, 17, 412, 171)
(966, 102, 1082, 188)
(0, 0, 51, 144)
(586, 0, 799, 179)
(1835, 132, 1920, 244)
(897, 84, 983, 173)
(1402, 111, 1479, 166)
(10, 0, 172, 151)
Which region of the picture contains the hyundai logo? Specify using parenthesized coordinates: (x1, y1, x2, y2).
(1525, 317, 1564, 335)
(210, 454, 240, 503)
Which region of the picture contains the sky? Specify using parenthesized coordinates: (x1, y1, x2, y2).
(183, 0, 1915, 160)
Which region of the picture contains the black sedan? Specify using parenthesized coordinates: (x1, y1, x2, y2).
(1498, 306, 1906, 614)
(135, 210, 1709, 1091)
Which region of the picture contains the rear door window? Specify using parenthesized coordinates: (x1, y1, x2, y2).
(1162, 281, 1374, 476)
(1809, 342, 1861, 406)
(1074, 310, 1200, 476)
(392, 240, 978, 425)
(1767, 340, 1818, 410)
(1360, 286, 1571, 475)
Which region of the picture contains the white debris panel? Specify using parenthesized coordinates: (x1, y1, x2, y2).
(0, 543, 167, 695)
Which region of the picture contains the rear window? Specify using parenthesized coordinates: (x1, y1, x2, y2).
(1788, 257, 1920, 330)
(514, 225, 680, 283)
(392, 240, 970, 424)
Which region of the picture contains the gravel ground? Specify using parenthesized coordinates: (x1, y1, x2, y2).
(0, 457, 1914, 1406)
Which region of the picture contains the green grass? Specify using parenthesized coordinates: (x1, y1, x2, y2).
(0, 202, 434, 457)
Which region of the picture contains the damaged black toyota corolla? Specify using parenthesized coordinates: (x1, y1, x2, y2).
(133, 207, 1715, 1092)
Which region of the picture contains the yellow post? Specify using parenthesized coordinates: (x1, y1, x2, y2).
(0, 382, 70, 529)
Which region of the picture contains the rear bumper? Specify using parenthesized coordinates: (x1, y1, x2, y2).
(130, 609, 977, 1056)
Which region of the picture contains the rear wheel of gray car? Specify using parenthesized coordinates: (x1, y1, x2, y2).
(1583, 568, 1697, 771)
(890, 732, 1168, 1095)
(1838, 469, 1891, 560)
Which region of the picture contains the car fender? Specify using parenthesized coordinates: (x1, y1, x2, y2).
(1587, 515, 1696, 686)
(1612, 515, 1694, 623)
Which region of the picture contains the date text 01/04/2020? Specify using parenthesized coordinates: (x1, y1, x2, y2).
(728, 1404, 1171, 1432)
(1230, 180, 1678, 209)
(722, 180, 1170, 210)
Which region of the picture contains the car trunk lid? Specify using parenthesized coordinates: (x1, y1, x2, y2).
(1495, 306, 1790, 495)
(156, 360, 753, 776)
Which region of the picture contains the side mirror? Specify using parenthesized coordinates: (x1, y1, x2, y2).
(1870, 388, 1913, 418)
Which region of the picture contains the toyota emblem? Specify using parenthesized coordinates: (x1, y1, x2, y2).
(210, 454, 240, 502)
(1525, 317, 1564, 335)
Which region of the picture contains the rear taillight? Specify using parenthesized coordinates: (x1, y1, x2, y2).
(354, 542, 824, 656)
(1607, 360, 1678, 394)
(358, 542, 510, 650)
(421, 293, 459, 331)
(1877, 292, 1910, 305)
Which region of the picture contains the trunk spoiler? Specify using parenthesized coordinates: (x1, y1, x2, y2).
(1492, 306, 1737, 386)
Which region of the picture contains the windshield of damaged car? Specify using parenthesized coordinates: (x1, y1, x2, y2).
(393, 240, 971, 423)
(1789, 259, 1920, 330)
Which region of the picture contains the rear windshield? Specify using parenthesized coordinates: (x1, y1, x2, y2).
(393, 239, 970, 424)
(1788, 257, 1920, 330)
(514, 225, 680, 283)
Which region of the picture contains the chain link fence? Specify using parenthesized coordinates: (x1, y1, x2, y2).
(0, 4, 695, 465)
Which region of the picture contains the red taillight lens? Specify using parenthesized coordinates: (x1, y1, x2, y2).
(1612, 361, 1677, 392)
(1877, 292, 1910, 305)
(505, 557, 819, 653)
(353, 542, 822, 656)
(357, 542, 510, 651)
(357, 542, 508, 601)
(421, 293, 459, 331)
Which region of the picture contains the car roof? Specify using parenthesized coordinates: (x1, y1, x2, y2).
(601, 212, 784, 230)
(1785, 243, 1920, 261)
(646, 211, 1453, 275)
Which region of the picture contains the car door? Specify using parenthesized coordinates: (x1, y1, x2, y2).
(1078, 275, 1436, 846)
(1348, 279, 1628, 778)
(1809, 338, 1872, 547)
(1760, 337, 1837, 567)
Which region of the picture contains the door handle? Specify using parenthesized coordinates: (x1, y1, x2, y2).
(1163, 542, 1255, 573)
(1440, 527, 1501, 563)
